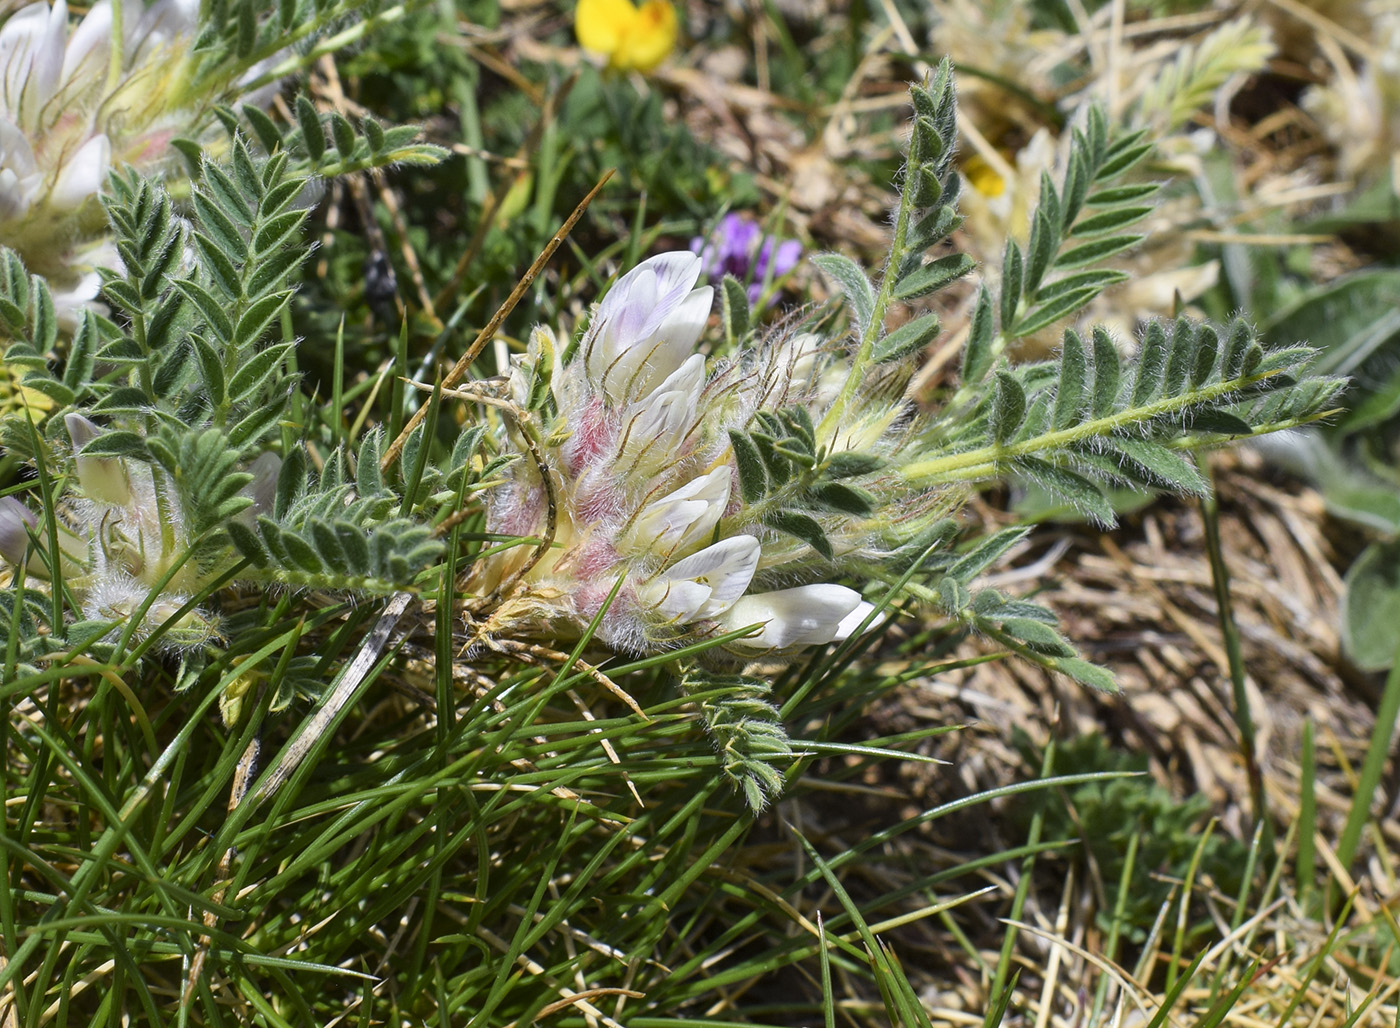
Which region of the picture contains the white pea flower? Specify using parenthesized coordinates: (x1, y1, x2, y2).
(581, 252, 714, 405)
(0, 494, 39, 569)
(636, 535, 760, 624)
(625, 465, 731, 559)
(0, 413, 221, 647)
(719, 584, 875, 652)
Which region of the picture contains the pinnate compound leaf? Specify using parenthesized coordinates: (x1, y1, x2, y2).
(226, 520, 268, 567)
(233, 291, 292, 350)
(295, 96, 325, 162)
(175, 279, 234, 342)
(1071, 205, 1154, 237)
(1000, 617, 1076, 657)
(947, 526, 1031, 582)
(227, 397, 284, 450)
(241, 104, 283, 153)
(1223, 319, 1253, 376)
(79, 431, 149, 459)
(1095, 129, 1152, 179)
(227, 343, 292, 403)
(1001, 240, 1024, 328)
(962, 287, 996, 385)
(1054, 657, 1118, 692)
(1107, 437, 1208, 494)
(1191, 324, 1219, 387)
(1091, 326, 1121, 416)
(1056, 234, 1144, 270)
(823, 452, 885, 478)
(1132, 321, 1169, 406)
(1024, 207, 1057, 296)
(893, 253, 975, 301)
(1162, 318, 1195, 396)
(729, 430, 768, 503)
(1187, 409, 1254, 436)
(1014, 286, 1101, 338)
(1052, 329, 1088, 429)
(1016, 457, 1117, 526)
(808, 482, 876, 516)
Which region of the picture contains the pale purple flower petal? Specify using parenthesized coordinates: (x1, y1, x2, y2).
(691, 214, 802, 306)
(584, 252, 709, 404)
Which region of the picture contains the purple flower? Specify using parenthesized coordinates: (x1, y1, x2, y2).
(691, 214, 802, 304)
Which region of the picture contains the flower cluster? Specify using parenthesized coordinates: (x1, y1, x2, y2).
(0, 0, 274, 316)
(473, 251, 939, 659)
(691, 213, 802, 305)
(0, 414, 264, 647)
(574, 0, 677, 73)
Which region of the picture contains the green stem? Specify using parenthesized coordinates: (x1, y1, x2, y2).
(236, 4, 409, 93)
(982, 738, 1055, 1028)
(1334, 636, 1400, 877)
(901, 367, 1288, 484)
(1200, 470, 1268, 840)
(129, 308, 157, 419)
(105, 0, 124, 96)
(816, 165, 918, 445)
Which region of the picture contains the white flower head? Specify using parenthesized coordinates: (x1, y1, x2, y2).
(582, 252, 713, 405)
(472, 247, 926, 662)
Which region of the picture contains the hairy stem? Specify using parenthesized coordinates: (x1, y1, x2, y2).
(816, 168, 918, 445)
(901, 367, 1289, 484)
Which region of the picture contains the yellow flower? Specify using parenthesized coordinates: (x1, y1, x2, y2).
(575, 0, 677, 72)
(963, 155, 1006, 198)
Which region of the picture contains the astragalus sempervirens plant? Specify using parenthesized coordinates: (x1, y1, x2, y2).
(0, 64, 1341, 797)
(463, 63, 1341, 689)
